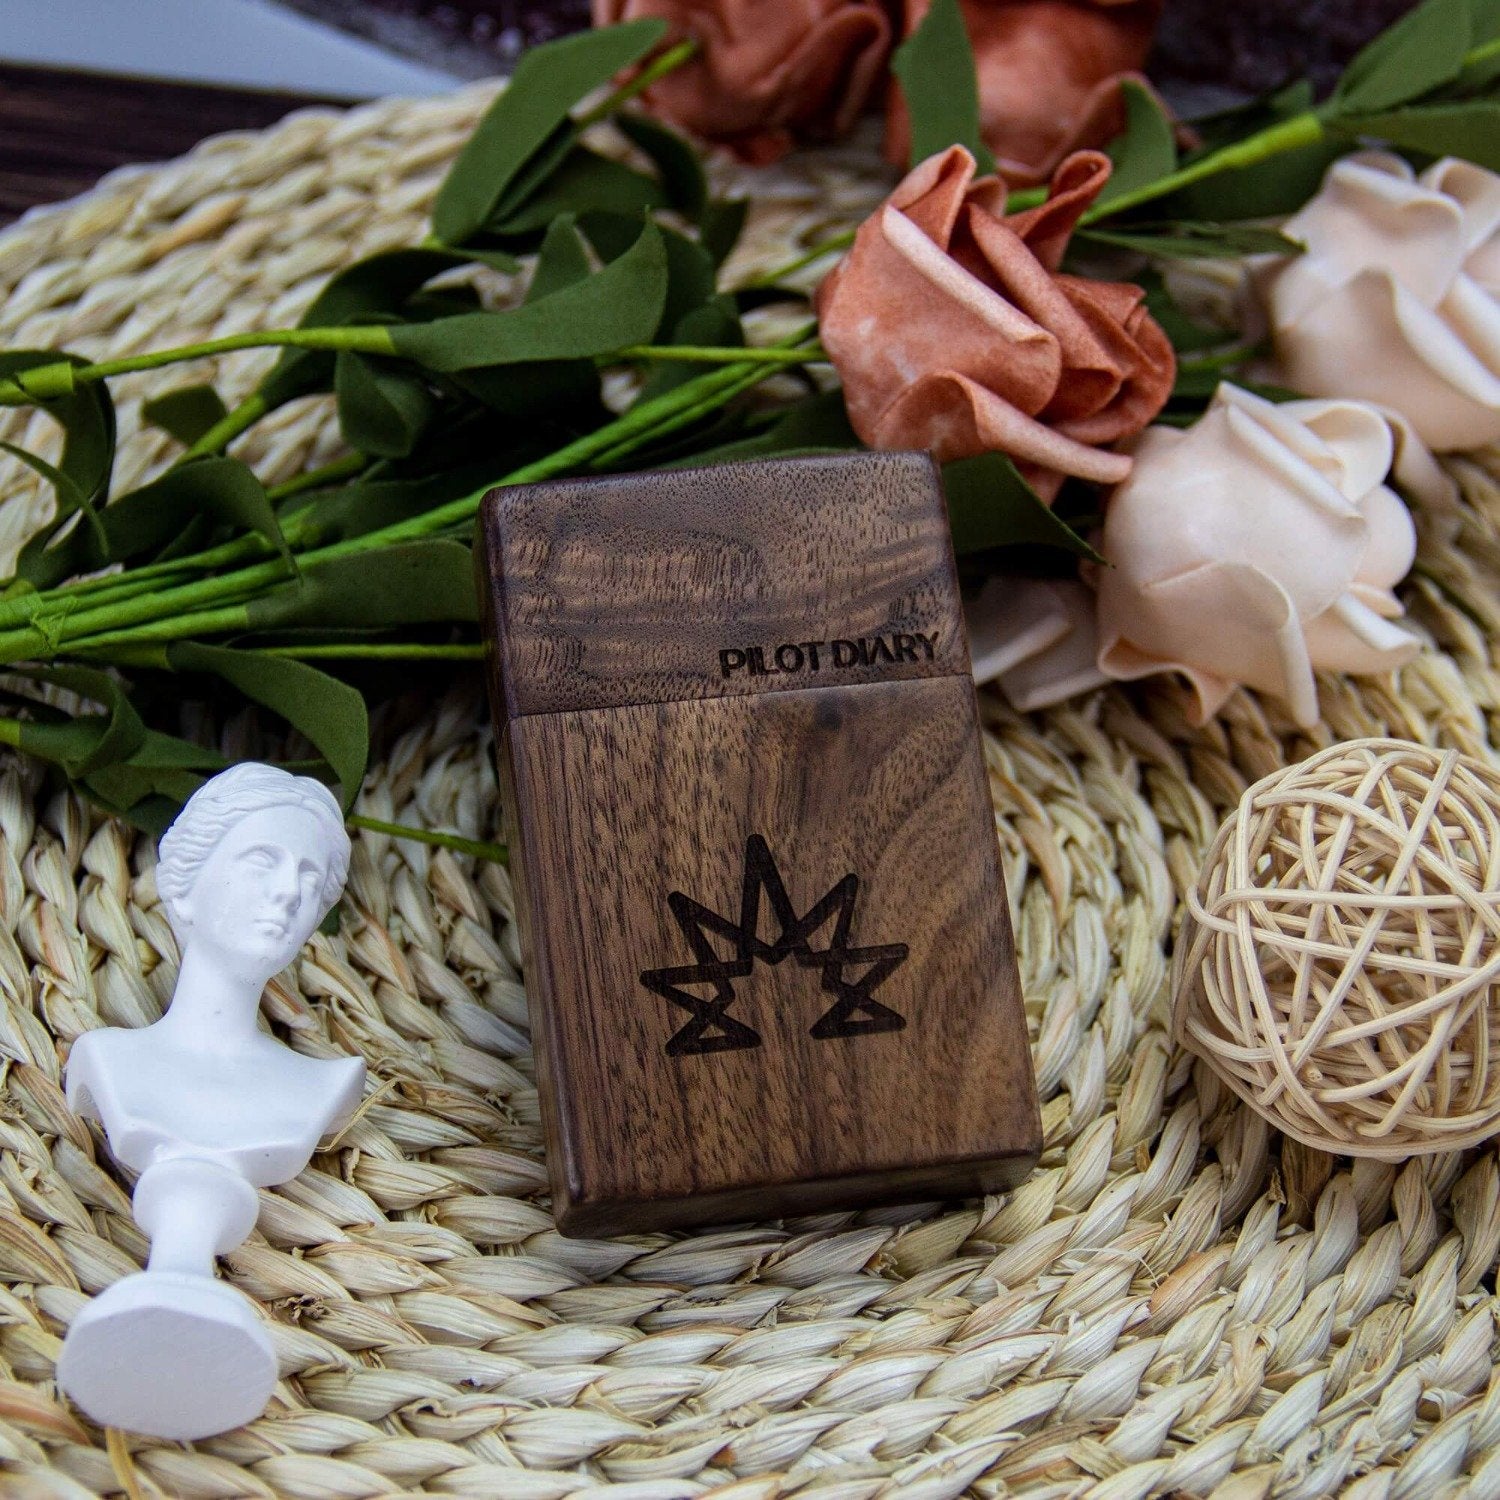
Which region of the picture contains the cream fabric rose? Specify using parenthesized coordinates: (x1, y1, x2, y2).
(1254, 151, 1500, 452)
(970, 384, 1454, 727)
(966, 575, 1106, 710)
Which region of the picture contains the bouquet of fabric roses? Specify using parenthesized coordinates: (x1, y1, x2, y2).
(0, 0, 1494, 839)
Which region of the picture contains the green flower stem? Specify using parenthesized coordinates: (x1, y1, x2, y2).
(586, 357, 786, 470)
(743, 232, 856, 288)
(0, 339, 816, 661)
(575, 36, 698, 128)
(183, 393, 269, 459)
(346, 812, 508, 865)
(0, 329, 398, 406)
(1469, 34, 1500, 67)
(615, 343, 825, 365)
(6, 341, 802, 630)
(266, 452, 368, 503)
(1057, 34, 1499, 224)
(1080, 110, 1330, 222)
(262, 642, 486, 660)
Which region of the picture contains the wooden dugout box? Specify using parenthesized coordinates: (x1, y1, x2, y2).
(478, 452, 1040, 1235)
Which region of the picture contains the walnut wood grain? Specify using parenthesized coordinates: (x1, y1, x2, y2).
(480, 452, 968, 718)
(502, 677, 1038, 1235)
(479, 453, 1039, 1235)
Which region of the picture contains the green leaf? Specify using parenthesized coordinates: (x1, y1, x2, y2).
(1339, 100, 1500, 170)
(699, 197, 748, 268)
(18, 457, 289, 588)
(390, 220, 668, 371)
(451, 360, 603, 423)
(615, 111, 708, 218)
(168, 643, 368, 807)
(432, 19, 668, 246)
(1333, 0, 1473, 113)
(1145, 287, 1238, 353)
(1163, 139, 1345, 220)
(638, 295, 742, 400)
(1078, 222, 1303, 260)
(142, 385, 229, 446)
(663, 389, 860, 466)
(487, 147, 665, 238)
(0, 352, 115, 557)
(1099, 82, 1178, 206)
(244, 540, 478, 631)
(8, 665, 146, 777)
(261, 248, 469, 407)
(0, 443, 88, 515)
(283, 465, 495, 542)
(654, 225, 721, 340)
(81, 730, 229, 832)
(1171, 348, 1257, 398)
(335, 351, 434, 458)
(1455, 0, 1500, 87)
(527, 215, 594, 303)
(1185, 78, 1315, 154)
(943, 453, 1101, 560)
(891, 0, 996, 172)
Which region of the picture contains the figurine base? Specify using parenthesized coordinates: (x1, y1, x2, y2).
(58, 1271, 277, 1439)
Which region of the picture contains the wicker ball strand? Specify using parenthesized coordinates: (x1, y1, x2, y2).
(1173, 738, 1500, 1159)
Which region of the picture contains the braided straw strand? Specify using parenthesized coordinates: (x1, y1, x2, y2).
(0, 88, 1499, 1498)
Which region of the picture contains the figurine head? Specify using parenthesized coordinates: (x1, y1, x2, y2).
(157, 764, 350, 982)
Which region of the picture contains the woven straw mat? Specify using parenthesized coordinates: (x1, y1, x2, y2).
(1, 83, 1499, 1500)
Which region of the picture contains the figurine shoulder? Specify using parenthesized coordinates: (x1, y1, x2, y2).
(64, 1027, 136, 1118)
(260, 1042, 365, 1136)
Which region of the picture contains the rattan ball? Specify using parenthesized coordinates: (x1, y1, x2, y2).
(1172, 737, 1500, 1159)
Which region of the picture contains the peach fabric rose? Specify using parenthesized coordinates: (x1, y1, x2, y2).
(817, 145, 1174, 498)
(888, 0, 1164, 186)
(973, 384, 1452, 727)
(592, 0, 893, 164)
(1254, 151, 1500, 452)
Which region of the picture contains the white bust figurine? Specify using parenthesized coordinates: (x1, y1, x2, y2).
(58, 764, 366, 1440)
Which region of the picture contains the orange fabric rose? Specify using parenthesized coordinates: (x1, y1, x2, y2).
(816, 145, 1174, 498)
(888, 0, 1164, 186)
(592, 0, 894, 165)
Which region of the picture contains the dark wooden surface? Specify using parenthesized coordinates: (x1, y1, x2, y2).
(293, 0, 1415, 102)
(480, 453, 968, 719)
(481, 455, 1039, 1235)
(0, 0, 1418, 225)
(0, 64, 341, 226)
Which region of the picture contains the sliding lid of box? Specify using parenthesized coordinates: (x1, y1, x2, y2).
(478, 451, 970, 719)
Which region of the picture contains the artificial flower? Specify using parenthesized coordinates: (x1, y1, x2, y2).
(978, 383, 1452, 727)
(817, 146, 1174, 498)
(592, 0, 893, 164)
(887, 0, 1164, 186)
(1253, 151, 1500, 451)
(966, 574, 1107, 709)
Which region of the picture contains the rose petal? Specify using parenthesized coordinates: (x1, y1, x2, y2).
(818, 143, 1173, 482)
(597, 0, 893, 162)
(1300, 593, 1422, 676)
(992, 579, 1110, 711)
(1254, 149, 1500, 452)
(1091, 382, 1443, 727)
(1278, 152, 1467, 313)
(1274, 269, 1500, 451)
(1100, 556, 1320, 726)
(874, 368, 1136, 476)
(967, 574, 1074, 683)
(1003, 150, 1114, 272)
(887, 0, 1161, 188)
